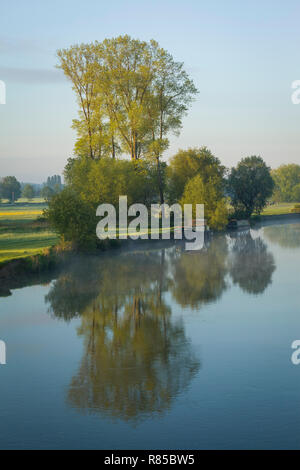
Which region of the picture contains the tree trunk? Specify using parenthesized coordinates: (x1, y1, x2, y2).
(156, 156, 164, 205)
(88, 127, 94, 159)
(111, 135, 116, 159)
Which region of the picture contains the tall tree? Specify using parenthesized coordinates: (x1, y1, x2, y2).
(228, 156, 274, 218)
(22, 184, 35, 200)
(57, 36, 198, 203)
(271, 164, 300, 202)
(0, 176, 21, 202)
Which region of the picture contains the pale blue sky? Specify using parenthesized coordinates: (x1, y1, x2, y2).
(0, 0, 299, 182)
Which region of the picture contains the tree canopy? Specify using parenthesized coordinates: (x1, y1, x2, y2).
(0, 176, 21, 202)
(228, 156, 274, 218)
(57, 35, 198, 203)
(271, 164, 300, 202)
(180, 173, 228, 230)
(167, 147, 225, 203)
(22, 184, 35, 200)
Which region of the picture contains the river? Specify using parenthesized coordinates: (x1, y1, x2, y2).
(0, 222, 299, 449)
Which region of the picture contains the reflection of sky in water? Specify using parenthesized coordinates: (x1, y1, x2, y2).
(0, 222, 300, 449)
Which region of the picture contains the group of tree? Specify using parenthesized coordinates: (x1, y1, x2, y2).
(46, 175, 62, 191)
(40, 175, 63, 200)
(47, 144, 276, 248)
(0, 175, 64, 203)
(44, 35, 295, 249)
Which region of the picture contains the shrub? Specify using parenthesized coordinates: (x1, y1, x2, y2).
(45, 188, 97, 250)
(180, 174, 228, 231)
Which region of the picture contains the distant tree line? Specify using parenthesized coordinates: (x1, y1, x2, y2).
(0, 174, 63, 202)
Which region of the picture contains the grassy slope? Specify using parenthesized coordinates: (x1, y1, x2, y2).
(0, 201, 58, 263)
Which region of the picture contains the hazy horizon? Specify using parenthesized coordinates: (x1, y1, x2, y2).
(1, 0, 300, 182)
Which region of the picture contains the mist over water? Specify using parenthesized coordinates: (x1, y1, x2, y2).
(0, 222, 300, 449)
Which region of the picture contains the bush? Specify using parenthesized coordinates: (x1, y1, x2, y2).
(45, 188, 97, 249)
(228, 156, 274, 218)
(180, 174, 228, 231)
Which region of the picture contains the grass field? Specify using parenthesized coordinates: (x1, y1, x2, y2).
(0, 204, 47, 221)
(261, 202, 297, 216)
(0, 202, 58, 264)
(0, 197, 46, 204)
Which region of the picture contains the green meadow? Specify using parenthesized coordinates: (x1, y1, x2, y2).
(261, 202, 297, 216)
(0, 199, 58, 263)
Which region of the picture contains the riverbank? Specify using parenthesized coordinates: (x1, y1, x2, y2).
(0, 246, 67, 296)
(256, 212, 300, 225)
(1, 213, 300, 295)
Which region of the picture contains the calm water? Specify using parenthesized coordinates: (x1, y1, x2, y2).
(0, 222, 300, 449)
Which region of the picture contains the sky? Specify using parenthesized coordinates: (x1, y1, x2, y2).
(0, 0, 299, 182)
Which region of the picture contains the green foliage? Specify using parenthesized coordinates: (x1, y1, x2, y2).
(0, 176, 21, 202)
(45, 188, 97, 249)
(57, 36, 198, 162)
(272, 164, 300, 202)
(65, 156, 160, 208)
(167, 147, 225, 203)
(180, 173, 228, 231)
(22, 184, 35, 200)
(57, 36, 198, 203)
(228, 156, 274, 218)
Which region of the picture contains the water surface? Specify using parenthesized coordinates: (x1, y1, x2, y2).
(0, 222, 300, 449)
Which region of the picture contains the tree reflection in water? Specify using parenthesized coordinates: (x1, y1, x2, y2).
(229, 231, 276, 295)
(46, 249, 200, 422)
(263, 223, 300, 249)
(170, 236, 228, 309)
(45, 231, 276, 421)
